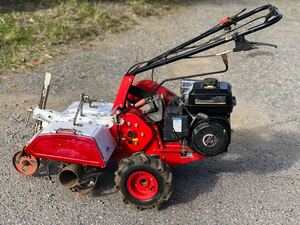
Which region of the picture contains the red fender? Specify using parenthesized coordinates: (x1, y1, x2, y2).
(24, 134, 106, 168)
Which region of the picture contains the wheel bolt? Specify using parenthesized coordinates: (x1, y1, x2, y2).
(22, 166, 28, 172)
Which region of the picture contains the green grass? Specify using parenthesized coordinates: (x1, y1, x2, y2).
(124, 0, 176, 17)
(0, 0, 179, 74)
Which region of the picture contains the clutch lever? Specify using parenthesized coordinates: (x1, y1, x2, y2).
(233, 35, 277, 52)
(229, 8, 247, 22)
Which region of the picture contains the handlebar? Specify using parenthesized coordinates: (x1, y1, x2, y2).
(128, 4, 282, 76)
(229, 5, 282, 36)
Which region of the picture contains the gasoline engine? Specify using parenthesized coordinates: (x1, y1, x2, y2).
(163, 78, 235, 156)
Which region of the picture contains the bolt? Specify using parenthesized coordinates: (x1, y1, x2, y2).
(22, 166, 28, 172)
(127, 122, 131, 126)
(140, 132, 145, 137)
(134, 123, 139, 128)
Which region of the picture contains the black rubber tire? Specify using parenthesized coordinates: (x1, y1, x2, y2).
(114, 152, 172, 209)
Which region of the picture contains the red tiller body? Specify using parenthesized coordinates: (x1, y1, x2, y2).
(20, 4, 282, 169)
(23, 75, 206, 168)
(110, 75, 207, 166)
(13, 5, 283, 207)
(110, 109, 207, 166)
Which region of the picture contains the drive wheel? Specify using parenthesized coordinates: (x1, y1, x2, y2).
(115, 152, 172, 209)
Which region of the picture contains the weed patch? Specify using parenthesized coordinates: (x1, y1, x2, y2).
(0, 0, 180, 74)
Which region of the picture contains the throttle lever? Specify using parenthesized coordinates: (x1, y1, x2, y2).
(229, 8, 247, 21)
(233, 35, 277, 52)
(220, 8, 247, 25)
(249, 41, 277, 48)
(265, 5, 277, 21)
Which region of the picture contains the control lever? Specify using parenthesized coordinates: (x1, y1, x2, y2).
(265, 5, 277, 22)
(229, 8, 247, 21)
(233, 35, 277, 52)
(220, 8, 246, 25)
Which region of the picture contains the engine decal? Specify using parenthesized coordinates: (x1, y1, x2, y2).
(172, 117, 182, 133)
(195, 96, 226, 104)
(202, 134, 216, 147)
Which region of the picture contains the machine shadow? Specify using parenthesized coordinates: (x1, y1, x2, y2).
(162, 124, 300, 208)
(92, 162, 118, 197)
(93, 124, 300, 209)
(33, 160, 61, 178)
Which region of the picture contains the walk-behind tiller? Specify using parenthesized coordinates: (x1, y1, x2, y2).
(13, 5, 282, 209)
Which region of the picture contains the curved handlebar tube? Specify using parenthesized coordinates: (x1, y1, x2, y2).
(127, 4, 282, 76)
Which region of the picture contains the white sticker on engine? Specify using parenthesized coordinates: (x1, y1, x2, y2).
(172, 117, 182, 132)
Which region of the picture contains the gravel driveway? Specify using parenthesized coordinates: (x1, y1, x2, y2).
(1, 0, 299, 224)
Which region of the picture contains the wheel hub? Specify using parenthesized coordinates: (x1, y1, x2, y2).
(127, 171, 158, 201)
(12, 151, 39, 175)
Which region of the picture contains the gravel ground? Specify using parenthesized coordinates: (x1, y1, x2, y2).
(1, 0, 300, 224)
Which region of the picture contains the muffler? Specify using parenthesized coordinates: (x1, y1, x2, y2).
(59, 164, 84, 189)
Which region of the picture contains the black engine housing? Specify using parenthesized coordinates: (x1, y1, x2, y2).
(163, 78, 235, 156)
(181, 78, 236, 116)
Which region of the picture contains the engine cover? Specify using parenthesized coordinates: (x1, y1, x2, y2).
(181, 78, 236, 116)
(190, 120, 229, 156)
